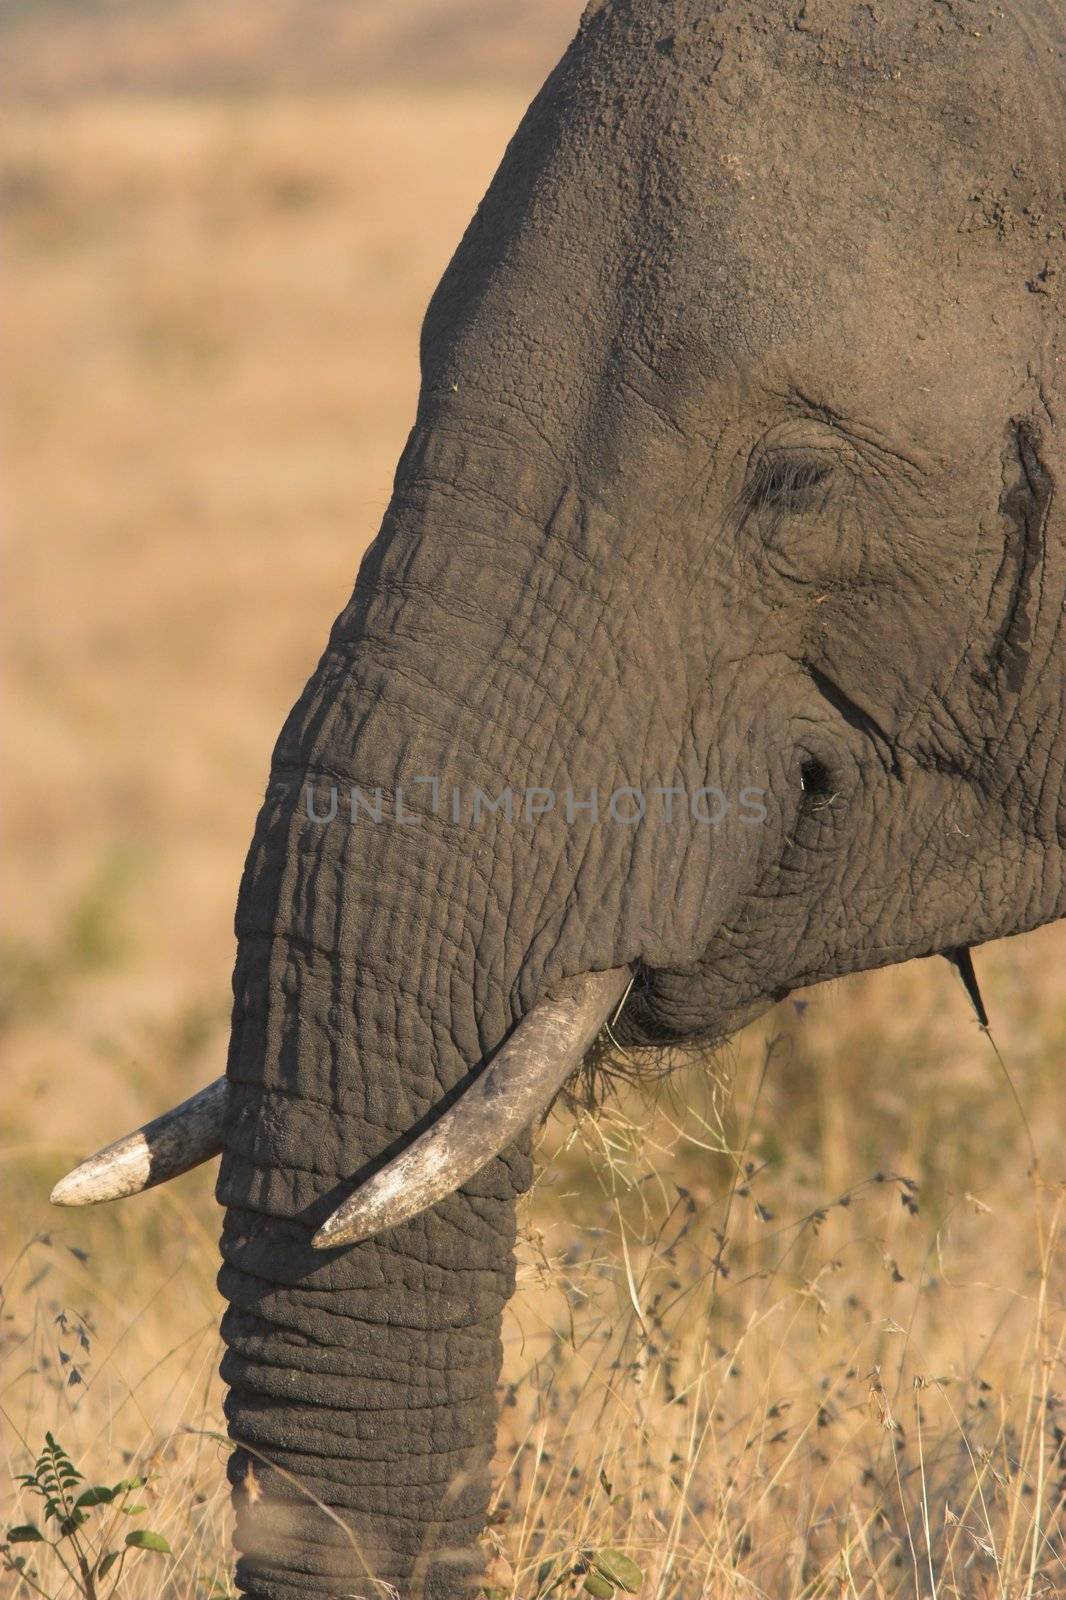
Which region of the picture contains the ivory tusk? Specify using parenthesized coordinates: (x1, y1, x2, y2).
(50, 1077, 229, 1207)
(313, 966, 631, 1249)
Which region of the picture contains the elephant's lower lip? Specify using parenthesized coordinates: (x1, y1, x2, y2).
(609, 957, 792, 1054)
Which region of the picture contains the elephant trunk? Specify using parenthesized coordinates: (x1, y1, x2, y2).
(217, 796, 535, 1598)
(214, 700, 582, 1600)
(213, 428, 633, 1596)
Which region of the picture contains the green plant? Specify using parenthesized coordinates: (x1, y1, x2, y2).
(582, 1549, 643, 1598)
(2, 1433, 171, 1599)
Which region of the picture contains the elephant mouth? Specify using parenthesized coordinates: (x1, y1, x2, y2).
(49, 965, 632, 1244)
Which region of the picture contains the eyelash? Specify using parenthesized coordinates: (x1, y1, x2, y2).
(746, 456, 833, 514)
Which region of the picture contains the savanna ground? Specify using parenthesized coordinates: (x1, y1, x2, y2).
(2, 5, 1065, 1597)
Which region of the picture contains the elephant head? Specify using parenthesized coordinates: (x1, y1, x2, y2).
(53, 1, 1064, 1594)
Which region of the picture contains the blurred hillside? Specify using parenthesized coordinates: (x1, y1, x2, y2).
(0, 0, 581, 98)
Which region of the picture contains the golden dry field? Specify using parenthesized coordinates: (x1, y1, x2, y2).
(3, 6, 1065, 1597)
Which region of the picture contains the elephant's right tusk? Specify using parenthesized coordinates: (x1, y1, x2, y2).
(50, 1077, 229, 1207)
(313, 965, 632, 1249)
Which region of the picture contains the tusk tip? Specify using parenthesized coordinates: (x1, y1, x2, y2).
(312, 1185, 399, 1247)
(50, 1170, 91, 1207)
(49, 1154, 145, 1208)
(311, 1214, 365, 1250)
(45, 1077, 228, 1210)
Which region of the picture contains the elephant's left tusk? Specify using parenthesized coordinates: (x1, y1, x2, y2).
(50, 1077, 229, 1207)
(313, 965, 631, 1249)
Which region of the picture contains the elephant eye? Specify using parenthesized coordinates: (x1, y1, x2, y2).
(745, 452, 833, 516)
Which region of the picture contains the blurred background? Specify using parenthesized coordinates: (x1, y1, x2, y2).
(3, 4, 1064, 1596)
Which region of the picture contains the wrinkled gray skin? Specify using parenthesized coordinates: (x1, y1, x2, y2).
(217, 1, 1065, 1594)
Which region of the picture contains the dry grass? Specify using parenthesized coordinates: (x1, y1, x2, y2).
(3, 53, 1065, 1600)
(503, 946, 1066, 1599)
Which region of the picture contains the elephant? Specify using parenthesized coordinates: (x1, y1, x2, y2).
(51, 0, 1064, 1595)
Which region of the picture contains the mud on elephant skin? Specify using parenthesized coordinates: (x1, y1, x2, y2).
(53, 1, 1064, 1595)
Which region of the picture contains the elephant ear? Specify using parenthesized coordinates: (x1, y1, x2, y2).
(989, 415, 1055, 696)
